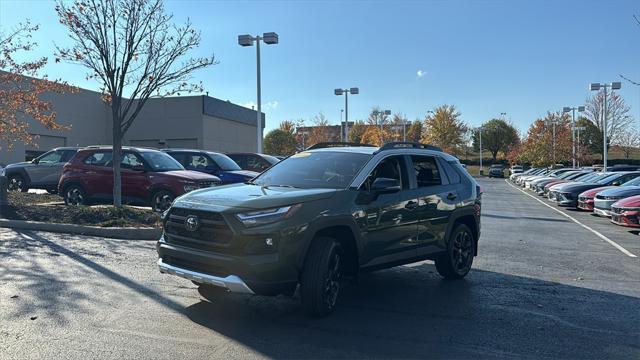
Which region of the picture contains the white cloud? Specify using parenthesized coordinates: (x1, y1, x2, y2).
(242, 100, 278, 110)
(417, 70, 427, 78)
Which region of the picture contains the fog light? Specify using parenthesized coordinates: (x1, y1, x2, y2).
(265, 238, 274, 246)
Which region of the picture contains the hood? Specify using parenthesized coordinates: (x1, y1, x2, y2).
(596, 186, 640, 198)
(162, 170, 220, 181)
(555, 182, 601, 194)
(173, 183, 338, 210)
(613, 195, 640, 208)
(531, 177, 554, 184)
(5, 161, 31, 169)
(226, 169, 259, 178)
(579, 186, 615, 198)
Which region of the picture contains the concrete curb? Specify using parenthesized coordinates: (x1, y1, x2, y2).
(0, 219, 161, 240)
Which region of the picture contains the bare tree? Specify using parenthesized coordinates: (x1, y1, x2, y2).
(583, 90, 633, 151)
(615, 127, 640, 159)
(55, 0, 215, 207)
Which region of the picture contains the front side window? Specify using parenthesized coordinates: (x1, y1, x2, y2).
(251, 151, 371, 189)
(411, 155, 442, 187)
(362, 156, 408, 190)
(121, 153, 144, 169)
(38, 151, 63, 164)
(207, 153, 241, 171)
(188, 154, 212, 170)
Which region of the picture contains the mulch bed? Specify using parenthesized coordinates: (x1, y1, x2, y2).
(2, 192, 161, 228)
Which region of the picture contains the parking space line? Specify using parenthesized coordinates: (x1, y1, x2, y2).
(504, 179, 637, 258)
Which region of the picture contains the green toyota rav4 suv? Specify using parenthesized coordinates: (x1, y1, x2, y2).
(157, 142, 482, 316)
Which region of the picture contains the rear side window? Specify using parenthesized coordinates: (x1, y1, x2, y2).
(83, 151, 113, 166)
(440, 159, 461, 184)
(411, 155, 442, 187)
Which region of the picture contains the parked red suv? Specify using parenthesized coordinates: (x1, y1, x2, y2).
(58, 146, 221, 211)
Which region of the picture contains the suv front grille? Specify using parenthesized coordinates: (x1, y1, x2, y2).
(164, 208, 233, 250)
(611, 207, 623, 215)
(198, 180, 221, 188)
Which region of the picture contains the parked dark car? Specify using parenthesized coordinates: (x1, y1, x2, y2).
(163, 149, 259, 184)
(2, 147, 79, 193)
(488, 165, 504, 178)
(58, 146, 221, 211)
(157, 142, 482, 317)
(550, 172, 640, 207)
(226, 152, 280, 173)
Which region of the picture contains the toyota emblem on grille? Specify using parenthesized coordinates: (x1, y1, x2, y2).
(185, 215, 200, 232)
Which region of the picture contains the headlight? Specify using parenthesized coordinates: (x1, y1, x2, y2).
(179, 179, 198, 192)
(236, 204, 302, 227)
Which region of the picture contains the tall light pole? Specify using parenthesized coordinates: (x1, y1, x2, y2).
(477, 126, 484, 176)
(590, 82, 622, 171)
(238, 32, 279, 153)
(334, 87, 359, 141)
(340, 109, 344, 141)
(373, 109, 391, 131)
(500, 112, 507, 120)
(545, 117, 561, 165)
(563, 105, 585, 168)
(573, 126, 586, 167)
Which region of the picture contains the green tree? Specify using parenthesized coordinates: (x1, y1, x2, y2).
(348, 120, 367, 143)
(422, 105, 467, 155)
(405, 120, 423, 143)
(472, 119, 520, 160)
(264, 129, 298, 156)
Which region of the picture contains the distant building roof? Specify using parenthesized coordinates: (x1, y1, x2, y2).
(203, 96, 265, 128)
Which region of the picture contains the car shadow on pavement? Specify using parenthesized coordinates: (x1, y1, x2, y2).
(183, 263, 640, 359)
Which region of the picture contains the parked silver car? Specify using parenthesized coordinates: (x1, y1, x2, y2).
(1, 147, 79, 193)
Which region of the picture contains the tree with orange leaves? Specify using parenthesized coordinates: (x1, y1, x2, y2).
(0, 21, 76, 151)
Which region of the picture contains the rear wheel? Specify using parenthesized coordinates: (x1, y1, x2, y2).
(300, 237, 343, 317)
(435, 223, 475, 279)
(151, 190, 175, 212)
(64, 184, 87, 206)
(7, 174, 27, 192)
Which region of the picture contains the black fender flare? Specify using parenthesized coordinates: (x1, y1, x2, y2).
(443, 206, 480, 253)
(295, 215, 362, 271)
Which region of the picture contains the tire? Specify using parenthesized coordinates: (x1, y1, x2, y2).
(7, 174, 28, 192)
(63, 184, 87, 206)
(151, 190, 175, 212)
(300, 237, 343, 317)
(435, 223, 475, 279)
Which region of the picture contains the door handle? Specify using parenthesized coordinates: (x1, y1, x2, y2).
(447, 193, 457, 200)
(405, 200, 418, 210)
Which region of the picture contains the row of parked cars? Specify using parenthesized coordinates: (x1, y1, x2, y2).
(0, 146, 281, 211)
(510, 166, 640, 228)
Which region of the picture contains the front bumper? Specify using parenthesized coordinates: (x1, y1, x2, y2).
(593, 208, 612, 217)
(158, 258, 254, 293)
(611, 208, 640, 227)
(577, 200, 594, 211)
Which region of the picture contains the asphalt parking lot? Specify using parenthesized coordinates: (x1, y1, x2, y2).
(1, 178, 639, 359)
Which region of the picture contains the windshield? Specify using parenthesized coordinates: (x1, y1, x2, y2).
(596, 173, 626, 185)
(261, 154, 281, 165)
(576, 173, 599, 183)
(251, 151, 371, 189)
(207, 152, 242, 171)
(622, 176, 640, 186)
(139, 151, 184, 172)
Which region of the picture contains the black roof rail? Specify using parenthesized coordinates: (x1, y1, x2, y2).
(306, 142, 375, 150)
(375, 141, 442, 153)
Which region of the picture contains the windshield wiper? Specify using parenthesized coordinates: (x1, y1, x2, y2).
(261, 184, 299, 189)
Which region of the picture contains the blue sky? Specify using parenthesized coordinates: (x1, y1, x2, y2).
(1, 0, 639, 133)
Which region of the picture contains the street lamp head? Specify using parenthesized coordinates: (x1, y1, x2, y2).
(349, 87, 359, 95)
(589, 83, 601, 91)
(334, 88, 344, 95)
(383, 110, 391, 115)
(562, 107, 571, 113)
(578, 106, 585, 112)
(262, 32, 279, 45)
(611, 82, 622, 90)
(238, 34, 254, 47)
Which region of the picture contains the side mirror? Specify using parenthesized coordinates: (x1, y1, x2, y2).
(132, 164, 146, 172)
(612, 181, 621, 186)
(31, 158, 39, 164)
(371, 177, 401, 193)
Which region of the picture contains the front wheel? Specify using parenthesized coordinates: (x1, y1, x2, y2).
(435, 223, 475, 279)
(151, 190, 175, 212)
(300, 237, 342, 317)
(64, 184, 87, 206)
(7, 174, 27, 192)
